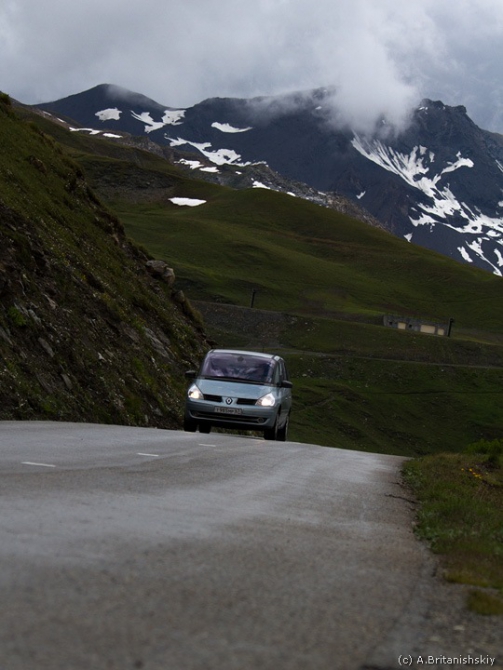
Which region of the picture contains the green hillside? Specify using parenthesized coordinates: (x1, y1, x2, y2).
(19, 103, 503, 456)
(85, 154, 503, 331)
(0, 94, 208, 425)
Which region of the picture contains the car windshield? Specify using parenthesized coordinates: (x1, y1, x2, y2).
(200, 352, 274, 383)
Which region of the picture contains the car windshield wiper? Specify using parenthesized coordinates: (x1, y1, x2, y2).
(202, 375, 241, 381)
(202, 375, 267, 384)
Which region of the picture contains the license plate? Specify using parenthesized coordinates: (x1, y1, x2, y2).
(214, 407, 243, 415)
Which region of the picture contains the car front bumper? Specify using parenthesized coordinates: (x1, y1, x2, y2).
(185, 400, 278, 430)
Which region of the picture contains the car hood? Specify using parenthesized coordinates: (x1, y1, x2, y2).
(196, 378, 275, 399)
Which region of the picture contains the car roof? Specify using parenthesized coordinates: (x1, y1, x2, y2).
(206, 349, 278, 361)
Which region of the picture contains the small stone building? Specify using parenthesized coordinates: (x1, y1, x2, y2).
(383, 315, 453, 337)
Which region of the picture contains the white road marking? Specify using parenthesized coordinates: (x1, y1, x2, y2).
(22, 462, 56, 468)
(137, 453, 160, 457)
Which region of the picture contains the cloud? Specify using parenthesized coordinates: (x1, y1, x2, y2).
(2, 0, 503, 132)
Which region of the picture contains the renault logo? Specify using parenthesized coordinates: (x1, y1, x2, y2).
(225, 397, 233, 405)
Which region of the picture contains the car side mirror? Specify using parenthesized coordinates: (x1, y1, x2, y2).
(185, 370, 196, 379)
(280, 380, 293, 389)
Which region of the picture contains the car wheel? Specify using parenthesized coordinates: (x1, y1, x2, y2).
(277, 413, 289, 442)
(183, 418, 197, 432)
(199, 424, 211, 434)
(264, 415, 278, 441)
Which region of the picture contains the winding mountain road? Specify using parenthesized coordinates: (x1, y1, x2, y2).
(0, 421, 499, 670)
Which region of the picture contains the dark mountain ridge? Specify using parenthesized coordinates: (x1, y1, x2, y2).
(34, 84, 503, 275)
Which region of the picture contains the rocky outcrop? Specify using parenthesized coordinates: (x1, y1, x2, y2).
(146, 260, 176, 285)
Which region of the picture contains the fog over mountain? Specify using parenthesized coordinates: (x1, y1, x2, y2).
(2, 0, 503, 134)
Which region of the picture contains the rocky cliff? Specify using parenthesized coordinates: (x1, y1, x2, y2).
(0, 93, 208, 426)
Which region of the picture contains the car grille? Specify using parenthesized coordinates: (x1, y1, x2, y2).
(202, 394, 222, 402)
(193, 411, 266, 424)
(202, 394, 257, 406)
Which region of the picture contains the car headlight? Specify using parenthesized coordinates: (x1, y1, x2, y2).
(256, 392, 276, 407)
(187, 384, 203, 400)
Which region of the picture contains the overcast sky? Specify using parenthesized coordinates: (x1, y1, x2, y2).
(2, 0, 503, 133)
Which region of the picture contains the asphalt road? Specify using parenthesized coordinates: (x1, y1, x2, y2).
(0, 421, 497, 670)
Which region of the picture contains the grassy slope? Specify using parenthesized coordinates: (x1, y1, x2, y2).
(404, 439, 503, 614)
(289, 354, 503, 455)
(26, 114, 502, 330)
(102, 161, 503, 456)
(115, 186, 503, 329)
(0, 96, 208, 425)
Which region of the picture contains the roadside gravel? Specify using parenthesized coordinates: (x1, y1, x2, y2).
(364, 539, 502, 669)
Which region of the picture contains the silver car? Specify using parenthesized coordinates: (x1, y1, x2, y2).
(184, 349, 293, 440)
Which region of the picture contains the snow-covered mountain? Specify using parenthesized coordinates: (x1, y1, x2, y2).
(34, 84, 503, 275)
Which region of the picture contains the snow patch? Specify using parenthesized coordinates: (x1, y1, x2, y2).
(69, 126, 121, 139)
(96, 108, 121, 122)
(131, 111, 165, 133)
(169, 197, 206, 207)
(131, 109, 185, 133)
(163, 110, 185, 126)
(177, 159, 202, 170)
(458, 247, 473, 263)
(352, 134, 503, 273)
(356, 191, 366, 200)
(211, 122, 252, 134)
(465, 239, 502, 275)
(404, 233, 413, 242)
(442, 152, 474, 175)
(69, 127, 101, 135)
(166, 137, 252, 166)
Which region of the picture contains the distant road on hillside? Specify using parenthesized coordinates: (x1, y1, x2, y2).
(0, 421, 494, 670)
